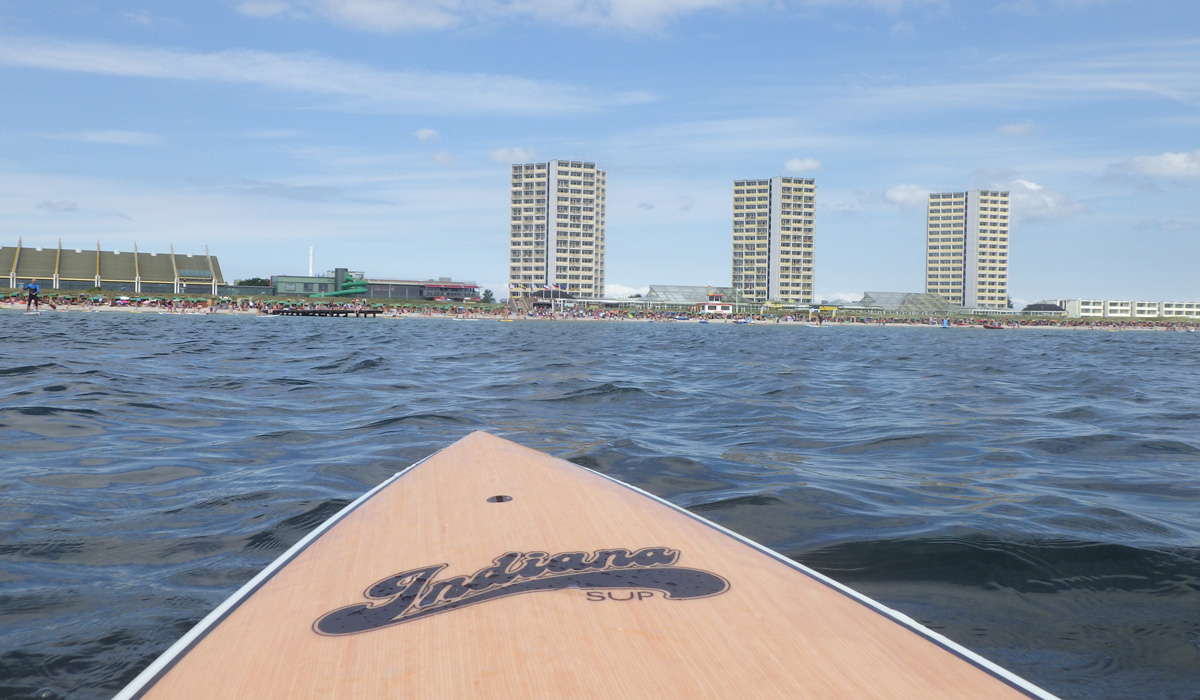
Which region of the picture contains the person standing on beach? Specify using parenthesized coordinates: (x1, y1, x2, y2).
(23, 279, 41, 312)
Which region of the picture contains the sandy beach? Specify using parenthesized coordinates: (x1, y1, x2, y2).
(4, 300, 1196, 332)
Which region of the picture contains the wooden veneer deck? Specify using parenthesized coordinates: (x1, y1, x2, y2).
(116, 431, 1058, 699)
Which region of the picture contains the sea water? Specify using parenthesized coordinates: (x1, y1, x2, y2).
(0, 313, 1197, 699)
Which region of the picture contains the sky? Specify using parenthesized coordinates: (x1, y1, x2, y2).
(1, 0, 1198, 305)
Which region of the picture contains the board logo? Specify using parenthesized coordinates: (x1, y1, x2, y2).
(314, 546, 729, 635)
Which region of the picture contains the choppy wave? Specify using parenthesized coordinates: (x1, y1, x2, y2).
(1, 314, 1199, 699)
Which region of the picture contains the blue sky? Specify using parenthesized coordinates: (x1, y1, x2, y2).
(1, 0, 1197, 304)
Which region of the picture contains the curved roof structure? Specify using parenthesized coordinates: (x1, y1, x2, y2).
(642, 285, 739, 305)
(859, 291, 957, 315)
(3, 239, 223, 292)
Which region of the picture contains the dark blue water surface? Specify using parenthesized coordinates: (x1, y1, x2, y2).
(1, 313, 1198, 700)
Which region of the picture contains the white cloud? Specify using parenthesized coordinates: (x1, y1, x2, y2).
(1118, 149, 1200, 178)
(998, 120, 1039, 136)
(415, 127, 440, 142)
(611, 118, 851, 165)
(818, 291, 863, 303)
(281, 0, 743, 33)
(803, 0, 945, 9)
(537, 0, 748, 31)
(37, 200, 79, 212)
(56, 131, 161, 145)
(237, 1, 293, 18)
(123, 11, 154, 26)
(249, 0, 951, 34)
(1007, 179, 1086, 221)
(196, 178, 346, 202)
(840, 39, 1200, 119)
(784, 157, 821, 173)
(997, 0, 1118, 14)
(1134, 219, 1199, 233)
(297, 0, 463, 32)
(432, 151, 455, 165)
(0, 37, 653, 116)
(489, 147, 536, 163)
(884, 183, 929, 208)
(605, 283, 650, 299)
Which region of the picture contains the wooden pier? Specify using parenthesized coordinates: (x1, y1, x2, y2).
(268, 308, 382, 318)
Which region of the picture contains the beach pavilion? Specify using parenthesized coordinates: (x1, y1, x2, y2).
(2, 239, 224, 295)
(854, 291, 959, 316)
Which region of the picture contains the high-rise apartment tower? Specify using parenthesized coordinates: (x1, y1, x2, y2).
(731, 177, 815, 306)
(508, 160, 606, 299)
(924, 190, 1010, 308)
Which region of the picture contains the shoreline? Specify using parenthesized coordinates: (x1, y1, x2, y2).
(3, 304, 1195, 331)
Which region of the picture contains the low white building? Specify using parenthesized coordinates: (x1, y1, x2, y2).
(1062, 299, 1105, 317)
(1133, 301, 1161, 318)
(697, 302, 734, 315)
(1060, 299, 1200, 319)
(1104, 300, 1132, 317)
(1162, 301, 1200, 318)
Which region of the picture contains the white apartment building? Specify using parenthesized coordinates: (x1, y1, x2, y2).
(731, 177, 815, 306)
(1162, 301, 1200, 318)
(1061, 299, 1200, 319)
(925, 190, 1010, 309)
(1063, 299, 1106, 317)
(1133, 301, 1161, 318)
(508, 160, 606, 299)
(1105, 300, 1132, 317)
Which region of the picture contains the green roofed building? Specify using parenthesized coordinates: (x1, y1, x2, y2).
(2, 239, 224, 294)
(641, 285, 754, 313)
